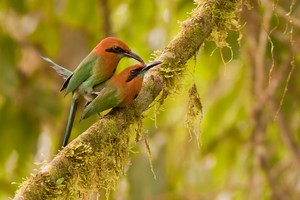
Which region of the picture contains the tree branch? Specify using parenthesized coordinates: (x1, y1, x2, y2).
(99, 0, 112, 36)
(14, 0, 239, 199)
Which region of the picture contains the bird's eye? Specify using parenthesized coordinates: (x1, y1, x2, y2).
(106, 45, 125, 53)
(126, 69, 140, 82)
(113, 46, 122, 52)
(130, 70, 137, 75)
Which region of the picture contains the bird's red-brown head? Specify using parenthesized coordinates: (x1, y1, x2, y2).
(93, 37, 144, 64)
(111, 61, 162, 107)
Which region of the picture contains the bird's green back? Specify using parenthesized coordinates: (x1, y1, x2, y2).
(65, 53, 100, 94)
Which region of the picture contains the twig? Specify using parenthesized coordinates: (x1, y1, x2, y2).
(99, 0, 112, 36)
(269, 99, 300, 167)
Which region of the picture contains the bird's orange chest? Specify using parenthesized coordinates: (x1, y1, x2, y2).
(113, 76, 143, 107)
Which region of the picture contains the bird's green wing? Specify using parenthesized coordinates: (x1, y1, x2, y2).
(65, 53, 100, 94)
(81, 82, 122, 120)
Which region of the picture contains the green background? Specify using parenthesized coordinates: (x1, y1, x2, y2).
(0, 0, 299, 199)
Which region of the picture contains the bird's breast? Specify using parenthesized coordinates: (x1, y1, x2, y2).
(118, 77, 143, 107)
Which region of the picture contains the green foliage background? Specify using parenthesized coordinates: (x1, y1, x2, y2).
(0, 0, 299, 199)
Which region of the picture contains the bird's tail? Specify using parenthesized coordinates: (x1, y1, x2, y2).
(63, 97, 78, 147)
(41, 56, 72, 79)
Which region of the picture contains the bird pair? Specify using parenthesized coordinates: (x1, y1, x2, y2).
(42, 37, 161, 147)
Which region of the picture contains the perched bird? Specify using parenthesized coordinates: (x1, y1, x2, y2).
(42, 37, 144, 147)
(80, 61, 162, 120)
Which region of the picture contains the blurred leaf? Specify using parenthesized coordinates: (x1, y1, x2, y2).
(63, 0, 101, 33)
(0, 33, 19, 95)
(5, 0, 26, 13)
(29, 22, 60, 56)
(55, 177, 64, 185)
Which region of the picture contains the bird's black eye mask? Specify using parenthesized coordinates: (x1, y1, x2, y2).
(126, 67, 143, 82)
(105, 45, 125, 54)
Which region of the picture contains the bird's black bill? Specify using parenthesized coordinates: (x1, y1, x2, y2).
(123, 51, 144, 64)
(141, 60, 162, 73)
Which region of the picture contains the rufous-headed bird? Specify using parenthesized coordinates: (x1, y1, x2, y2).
(42, 37, 144, 147)
(80, 61, 162, 120)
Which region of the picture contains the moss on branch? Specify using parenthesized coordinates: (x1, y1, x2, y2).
(13, 0, 241, 199)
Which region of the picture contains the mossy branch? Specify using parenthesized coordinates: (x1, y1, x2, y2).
(14, 0, 240, 199)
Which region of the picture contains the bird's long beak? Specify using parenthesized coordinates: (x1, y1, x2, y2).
(141, 60, 162, 73)
(123, 51, 144, 63)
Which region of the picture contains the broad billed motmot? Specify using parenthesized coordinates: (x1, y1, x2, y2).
(42, 37, 144, 147)
(80, 61, 162, 120)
